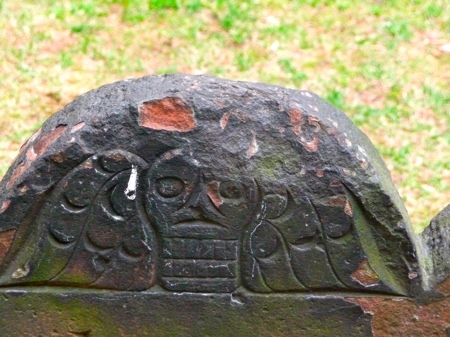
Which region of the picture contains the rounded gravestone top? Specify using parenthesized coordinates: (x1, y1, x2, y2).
(0, 74, 424, 295)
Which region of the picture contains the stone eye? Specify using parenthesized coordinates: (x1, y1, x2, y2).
(155, 177, 185, 198)
(219, 181, 244, 199)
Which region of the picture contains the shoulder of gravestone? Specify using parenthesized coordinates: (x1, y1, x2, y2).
(418, 204, 450, 295)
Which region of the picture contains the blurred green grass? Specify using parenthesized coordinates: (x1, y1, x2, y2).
(0, 0, 449, 231)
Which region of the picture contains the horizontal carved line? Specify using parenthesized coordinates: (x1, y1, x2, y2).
(162, 258, 237, 261)
(162, 277, 236, 281)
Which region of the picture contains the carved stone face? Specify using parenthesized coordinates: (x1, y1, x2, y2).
(145, 149, 259, 240)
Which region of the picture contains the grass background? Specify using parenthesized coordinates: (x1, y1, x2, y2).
(0, 0, 449, 232)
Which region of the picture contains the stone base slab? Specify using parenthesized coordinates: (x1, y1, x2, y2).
(1, 289, 449, 336)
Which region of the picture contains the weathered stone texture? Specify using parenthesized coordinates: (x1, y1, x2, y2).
(0, 74, 448, 336)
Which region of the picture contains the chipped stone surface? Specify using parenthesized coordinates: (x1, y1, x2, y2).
(33, 125, 67, 156)
(436, 276, 450, 294)
(0, 200, 11, 213)
(6, 161, 31, 189)
(138, 97, 196, 132)
(299, 136, 319, 152)
(344, 200, 353, 216)
(11, 263, 30, 279)
(7, 125, 67, 188)
(70, 121, 85, 133)
(351, 259, 380, 287)
(20, 128, 41, 151)
(245, 132, 258, 158)
(207, 181, 223, 208)
(288, 108, 303, 135)
(220, 112, 230, 129)
(0, 229, 15, 263)
(348, 297, 450, 337)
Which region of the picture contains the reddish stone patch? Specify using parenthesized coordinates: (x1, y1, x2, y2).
(408, 272, 418, 280)
(26, 147, 37, 161)
(327, 195, 347, 207)
(220, 112, 231, 129)
(0, 229, 16, 264)
(7, 125, 67, 189)
(7, 161, 31, 189)
(161, 149, 182, 161)
(70, 121, 85, 133)
(50, 153, 66, 163)
(299, 136, 319, 152)
(308, 116, 321, 132)
(351, 259, 379, 287)
(436, 276, 450, 295)
(348, 297, 450, 337)
(343, 168, 355, 176)
(20, 128, 41, 151)
(138, 97, 196, 132)
(326, 127, 339, 136)
(207, 181, 223, 208)
(288, 109, 303, 135)
(329, 181, 343, 188)
(344, 200, 353, 216)
(316, 169, 324, 177)
(322, 195, 353, 216)
(33, 125, 67, 156)
(214, 100, 224, 108)
(0, 200, 11, 213)
(106, 152, 127, 161)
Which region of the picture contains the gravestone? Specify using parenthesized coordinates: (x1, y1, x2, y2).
(0, 74, 448, 336)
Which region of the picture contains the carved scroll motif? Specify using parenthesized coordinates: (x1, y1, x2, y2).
(0, 148, 409, 295)
(0, 150, 156, 290)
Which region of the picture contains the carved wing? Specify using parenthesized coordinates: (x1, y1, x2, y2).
(242, 191, 342, 292)
(271, 193, 344, 289)
(243, 187, 409, 295)
(0, 150, 156, 290)
(244, 217, 306, 292)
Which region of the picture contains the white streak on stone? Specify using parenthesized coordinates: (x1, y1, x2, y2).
(125, 165, 138, 200)
(250, 203, 267, 278)
(230, 293, 244, 306)
(358, 145, 368, 157)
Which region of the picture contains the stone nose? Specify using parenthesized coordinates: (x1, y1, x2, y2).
(185, 189, 202, 209)
(182, 175, 221, 220)
(184, 188, 211, 218)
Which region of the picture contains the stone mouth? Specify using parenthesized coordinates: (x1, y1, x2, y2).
(174, 220, 227, 230)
